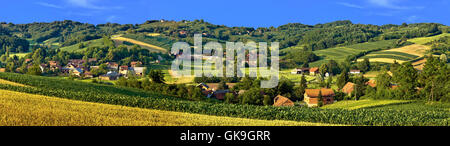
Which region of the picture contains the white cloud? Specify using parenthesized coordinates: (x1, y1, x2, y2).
(337, 2, 365, 9)
(65, 0, 122, 10)
(36, 2, 64, 9)
(405, 15, 419, 22)
(106, 15, 118, 22)
(367, 0, 424, 10)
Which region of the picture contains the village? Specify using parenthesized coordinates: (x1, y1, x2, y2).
(14, 58, 149, 81)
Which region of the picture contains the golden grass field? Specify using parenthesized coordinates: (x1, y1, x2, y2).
(0, 89, 340, 126)
(408, 33, 450, 45)
(357, 44, 429, 64)
(322, 99, 411, 110)
(111, 36, 167, 52)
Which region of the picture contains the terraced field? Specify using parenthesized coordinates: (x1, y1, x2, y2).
(310, 40, 396, 66)
(0, 89, 335, 126)
(357, 44, 429, 64)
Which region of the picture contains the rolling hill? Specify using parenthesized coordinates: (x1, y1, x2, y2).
(1, 89, 335, 126)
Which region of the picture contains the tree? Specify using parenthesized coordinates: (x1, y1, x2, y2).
(241, 88, 264, 105)
(225, 93, 235, 104)
(27, 64, 42, 76)
(358, 58, 370, 72)
(317, 90, 323, 107)
(419, 55, 449, 102)
(393, 62, 418, 99)
(319, 64, 328, 76)
(440, 54, 447, 63)
(217, 81, 229, 90)
(336, 71, 349, 90)
(353, 75, 366, 100)
(293, 75, 307, 101)
(326, 75, 333, 88)
(149, 69, 165, 84)
(263, 95, 272, 106)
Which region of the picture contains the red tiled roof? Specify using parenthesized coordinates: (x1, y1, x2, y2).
(309, 67, 319, 72)
(273, 95, 294, 107)
(305, 89, 335, 97)
(365, 79, 376, 87)
(342, 82, 355, 94)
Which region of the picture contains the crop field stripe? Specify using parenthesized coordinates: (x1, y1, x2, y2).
(360, 55, 413, 61)
(0, 89, 337, 126)
(112, 36, 167, 52)
(369, 51, 419, 58)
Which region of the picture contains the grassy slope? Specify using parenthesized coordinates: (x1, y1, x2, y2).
(0, 89, 338, 126)
(310, 40, 396, 67)
(112, 35, 168, 52)
(59, 38, 104, 52)
(408, 33, 450, 45)
(322, 100, 413, 110)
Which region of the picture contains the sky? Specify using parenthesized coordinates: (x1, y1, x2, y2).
(1, 0, 449, 27)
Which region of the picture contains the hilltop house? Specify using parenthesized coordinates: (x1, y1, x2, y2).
(342, 82, 355, 95)
(99, 71, 119, 81)
(132, 67, 146, 76)
(292, 68, 309, 74)
(71, 68, 83, 76)
(304, 89, 335, 107)
(273, 95, 294, 107)
(106, 62, 119, 70)
(309, 67, 319, 75)
(349, 70, 361, 74)
(130, 61, 143, 67)
(366, 79, 377, 88)
(119, 65, 129, 75)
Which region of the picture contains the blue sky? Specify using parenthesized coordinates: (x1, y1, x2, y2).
(1, 0, 449, 27)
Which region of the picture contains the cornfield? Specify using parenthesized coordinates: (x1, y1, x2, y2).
(0, 72, 448, 126)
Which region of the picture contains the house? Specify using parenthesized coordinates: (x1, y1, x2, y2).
(49, 61, 61, 71)
(99, 71, 119, 81)
(90, 66, 99, 70)
(84, 71, 93, 78)
(292, 68, 309, 74)
(24, 59, 32, 63)
(106, 62, 119, 70)
(366, 79, 376, 88)
(71, 68, 83, 76)
(197, 83, 210, 90)
(213, 90, 230, 100)
(130, 61, 143, 67)
(205, 83, 236, 91)
(119, 65, 129, 75)
(342, 82, 355, 95)
(349, 70, 361, 74)
(88, 58, 97, 63)
(39, 64, 47, 72)
(179, 30, 187, 35)
(273, 95, 294, 107)
(304, 89, 335, 107)
(132, 67, 146, 76)
(0, 68, 5, 72)
(309, 67, 319, 75)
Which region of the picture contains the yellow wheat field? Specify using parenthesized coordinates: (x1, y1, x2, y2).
(386, 44, 429, 57)
(112, 36, 167, 52)
(0, 89, 340, 126)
